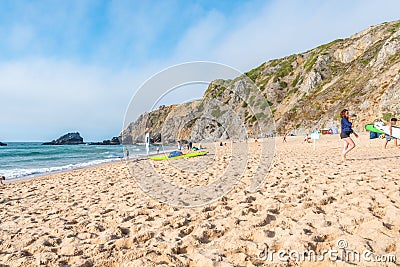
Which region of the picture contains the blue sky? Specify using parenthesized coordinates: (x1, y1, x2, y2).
(0, 0, 399, 141)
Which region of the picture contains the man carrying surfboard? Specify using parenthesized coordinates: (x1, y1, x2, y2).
(384, 118, 398, 149)
(340, 109, 359, 161)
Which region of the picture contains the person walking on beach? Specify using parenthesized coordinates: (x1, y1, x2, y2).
(283, 133, 287, 143)
(340, 109, 358, 161)
(384, 118, 398, 149)
(177, 141, 182, 151)
(125, 149, 130, 160)
(1, 176, 5, 185)
(304, 134, 311, 143)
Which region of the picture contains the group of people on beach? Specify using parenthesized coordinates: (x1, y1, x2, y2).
(178, 140, 203, 151)
(177, 141, 194, 151)
(282, 109, 398, 161)
(340, 109, 398, 161)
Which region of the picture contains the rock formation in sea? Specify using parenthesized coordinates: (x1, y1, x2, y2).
(0, 142, 7, 146)
(42, 132, 85, 145)
(88, 137, 121, 145)
(122, 20, 400, 144)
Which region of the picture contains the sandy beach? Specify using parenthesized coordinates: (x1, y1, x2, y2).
(1, 133, 399, 266)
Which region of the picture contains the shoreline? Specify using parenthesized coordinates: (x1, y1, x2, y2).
(2, 133, 395, 186)
(1, 147, 178, 185)
(2, 159, 124, 185)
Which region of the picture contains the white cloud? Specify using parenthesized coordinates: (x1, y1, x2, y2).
(0, 59, 150, 141)
(173, 10, 227, 60)
(172, 0, 400, 71)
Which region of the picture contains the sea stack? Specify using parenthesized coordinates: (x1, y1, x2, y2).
(42, 132, 85, 145)
(88, 136, 121, 145)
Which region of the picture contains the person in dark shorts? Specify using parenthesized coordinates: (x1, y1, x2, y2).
(340, 109, 359, 161)
(125, 149, 130, 160)
(384, 118, 398, 149)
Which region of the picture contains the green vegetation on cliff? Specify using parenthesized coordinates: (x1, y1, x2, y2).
(123, 20, 400, 143)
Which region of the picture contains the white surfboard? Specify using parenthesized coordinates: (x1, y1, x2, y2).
(374, 122, 400, 138)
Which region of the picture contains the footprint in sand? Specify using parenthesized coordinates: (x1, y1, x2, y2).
(255, 214, 276, 227)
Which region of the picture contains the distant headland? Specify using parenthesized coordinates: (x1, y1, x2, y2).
(42, 132, 85, 145)
(42, 132, 121, 145)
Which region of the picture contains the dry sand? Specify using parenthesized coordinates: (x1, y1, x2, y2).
(0, 133, 399, 266)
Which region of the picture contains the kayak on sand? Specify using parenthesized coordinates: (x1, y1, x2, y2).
(149, 150, 208, 161)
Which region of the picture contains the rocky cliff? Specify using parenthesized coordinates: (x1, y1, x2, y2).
(122, 20, 400, 144)
(42, 132, 85, 145)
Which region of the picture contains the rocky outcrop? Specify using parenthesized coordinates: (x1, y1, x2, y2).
(122, 20, 400, 143)
(0, 142, 7, 146)
(333, 25, 383, 64)
(89, 137, 121, 145)
(42, 132, 85, 145)
(121, 105, 177, 144)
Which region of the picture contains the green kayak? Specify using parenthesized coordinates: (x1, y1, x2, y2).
(365, 124, 385, 134)
(149, 151, 208, 161)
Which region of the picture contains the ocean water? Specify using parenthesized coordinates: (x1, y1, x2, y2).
(0, 142, 161, 182)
